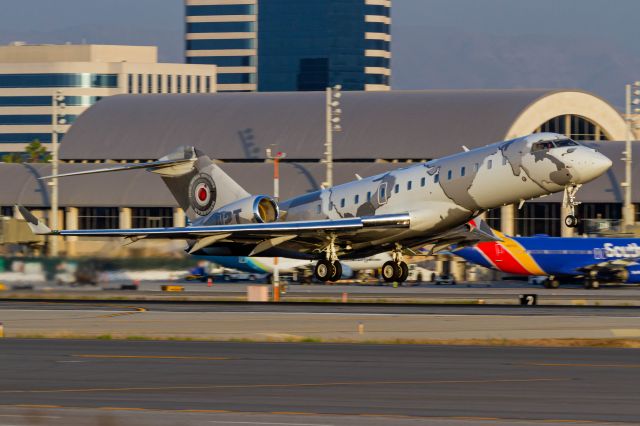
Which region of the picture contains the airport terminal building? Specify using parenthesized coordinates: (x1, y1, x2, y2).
(0, 44, 217, 153)
(0, 88, 638, 257)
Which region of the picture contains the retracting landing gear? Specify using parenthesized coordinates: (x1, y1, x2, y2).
(382, 244, 409, 284)
(314, 235, 343, 282)
(563, 184, 582, 228)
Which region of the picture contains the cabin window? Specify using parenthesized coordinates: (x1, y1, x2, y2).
(354, 194, 359, 204)
(460, 166, 466, 177)
(434, 173, 439, 183)
(407, 181, 412, 190)
(447, 170, 452, 180)
(380, 187, 386, 198)
(394, 184, 399, 193)
(340, 198, 345, 208)
(474, 163, 479, 172)
(367, 191, 371, 202)
(487, 159, 493, 169)
(420, 177, 426, 187)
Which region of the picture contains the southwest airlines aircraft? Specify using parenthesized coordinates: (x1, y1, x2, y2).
(454, 220, 640, 289)
(20, 133, 610, 284)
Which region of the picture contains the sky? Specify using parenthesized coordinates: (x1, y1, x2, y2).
(1, 0, 638, 106)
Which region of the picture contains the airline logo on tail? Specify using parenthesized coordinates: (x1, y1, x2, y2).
(189, 173, 217, 216)
(461, 220, 546, 275)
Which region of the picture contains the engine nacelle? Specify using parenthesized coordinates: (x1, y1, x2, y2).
(208, 195, 279, 225)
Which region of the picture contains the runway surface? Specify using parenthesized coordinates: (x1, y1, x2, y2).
(0, 339, 639, 425)
(2, 300, 640, 341)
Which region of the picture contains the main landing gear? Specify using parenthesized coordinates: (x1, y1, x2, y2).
(314, 235, 343, 282)
(563, 184, 581, 228)
(381, 244, 409, 284)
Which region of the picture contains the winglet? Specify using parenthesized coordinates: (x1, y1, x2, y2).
(15, 205, 53, 235)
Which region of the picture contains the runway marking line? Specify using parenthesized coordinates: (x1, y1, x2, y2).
(73, 354, 229, 361)
(0, 377, 566, 394)
(96, 307, 146, 319)
(0, 404, 625, 424)
(528, 362, 640, 369)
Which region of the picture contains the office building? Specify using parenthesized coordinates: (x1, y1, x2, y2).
(185, 0, 391, 92)
(0, 44, 217, 153)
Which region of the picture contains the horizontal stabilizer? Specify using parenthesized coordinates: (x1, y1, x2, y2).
(39, 146, 197, 180)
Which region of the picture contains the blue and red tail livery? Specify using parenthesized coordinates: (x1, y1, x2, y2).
(455, 220, 640, 288)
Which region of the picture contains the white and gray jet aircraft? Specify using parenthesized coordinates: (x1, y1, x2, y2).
(19, 132, 611, 283)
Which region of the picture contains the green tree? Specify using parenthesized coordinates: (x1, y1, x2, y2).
(24, 140, 51, 163)
(1, 140, 51, 164)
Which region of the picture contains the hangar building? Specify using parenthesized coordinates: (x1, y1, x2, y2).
(1, 89, 636, 256)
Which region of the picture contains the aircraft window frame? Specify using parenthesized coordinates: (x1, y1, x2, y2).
(367, 191, 371, 202)
(354, 194, 359, 204)
(407, 181, 412, 190)
(487, 159, 492, 170)
(447, 170, 452, 180)
(420, 177, 426, 187)
(460, 166, 466, 177)
(555, 138, 579, 147)
(434, 173, 439, 183)
(340, 198, 345, 208)
(394, 184, 399, 194)
(531, 141, 555, 152)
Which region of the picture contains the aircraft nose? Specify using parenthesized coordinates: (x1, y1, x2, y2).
(577, 150, 612, 183)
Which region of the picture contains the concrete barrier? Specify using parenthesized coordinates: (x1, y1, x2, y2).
(247, 285, 269, 302)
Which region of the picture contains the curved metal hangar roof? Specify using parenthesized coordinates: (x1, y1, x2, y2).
(60, 89, 626, 161)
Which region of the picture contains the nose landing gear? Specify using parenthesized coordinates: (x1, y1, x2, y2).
(563, 184, 582, 228)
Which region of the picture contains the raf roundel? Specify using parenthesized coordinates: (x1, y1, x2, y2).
(188, 174, 217, 216)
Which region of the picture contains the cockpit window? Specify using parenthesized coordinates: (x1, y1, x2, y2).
(555, 138, 578, 147)
(531, 141, 555, 152)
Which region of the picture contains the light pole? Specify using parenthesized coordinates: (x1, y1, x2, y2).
(623, 83, 640, 228)
(266, 146, 286, 301)
(324, 84, 342, 188)
(50, 91, 66, 257)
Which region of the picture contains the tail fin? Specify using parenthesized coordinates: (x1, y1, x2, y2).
(158, 148, 250, 222)
(40, 146, 250, 223)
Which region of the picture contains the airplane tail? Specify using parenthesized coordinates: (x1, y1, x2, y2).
(40, 146, 250, 223)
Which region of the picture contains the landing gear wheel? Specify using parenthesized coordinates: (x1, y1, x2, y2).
(545, 278, 560, 289)
(315, 259, 333, 282)
(329, 261, 343, 282)
(564, 215, 579, 228)
(584, 279, 600, 290)
(382, 261, 400, 283)
(398, 261, 409, 283)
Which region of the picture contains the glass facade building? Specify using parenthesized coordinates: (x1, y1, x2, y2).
(185, 0, 391, 92)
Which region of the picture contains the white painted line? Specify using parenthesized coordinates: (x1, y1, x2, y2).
(208, 421, 334, 426)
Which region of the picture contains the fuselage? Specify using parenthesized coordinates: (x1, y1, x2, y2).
(455, 234, 640, 283)
(203, 253, 392, 276)
(197, 133, 611, 260)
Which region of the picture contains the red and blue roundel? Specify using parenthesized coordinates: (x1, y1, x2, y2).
(188, 173, 216, 216)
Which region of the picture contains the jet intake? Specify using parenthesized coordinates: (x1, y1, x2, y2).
(208, 195, 279, 225)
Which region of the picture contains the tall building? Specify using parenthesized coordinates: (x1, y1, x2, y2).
(185, 0, 391, 92)
(0, 44, 217, 154)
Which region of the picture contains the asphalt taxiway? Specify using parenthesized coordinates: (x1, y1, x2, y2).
(0, 339, 639, 425)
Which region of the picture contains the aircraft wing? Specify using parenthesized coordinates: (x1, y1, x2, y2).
(418, 221, 502, 255)
(577, 258, 640, 272)
(18, 206, 410, 254)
